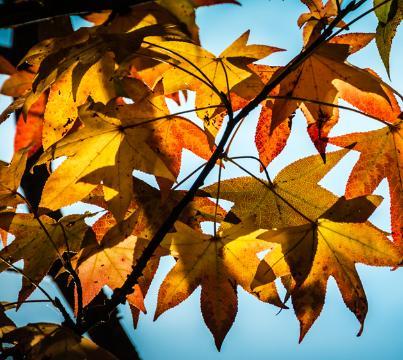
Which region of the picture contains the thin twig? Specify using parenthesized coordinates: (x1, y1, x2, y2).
(3, 299, 52, 308)
(172, 162, 208, 191)
(224, 117, 246, 154)
(213, 159, 223, 237)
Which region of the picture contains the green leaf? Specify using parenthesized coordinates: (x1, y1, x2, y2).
(374, 0, 402, 75)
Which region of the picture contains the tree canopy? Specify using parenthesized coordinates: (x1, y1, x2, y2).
(0, 0, 402, 358)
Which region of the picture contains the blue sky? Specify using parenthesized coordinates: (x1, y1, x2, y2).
(0, 1, 402, 359)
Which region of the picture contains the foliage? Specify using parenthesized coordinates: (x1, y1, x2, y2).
(0, 0, 401, 357)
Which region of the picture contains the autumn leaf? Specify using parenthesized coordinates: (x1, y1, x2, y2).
(0, 213, 90, 303)
(155, 218, 284, 350)
(83, 0, 239, 43)
(76, 234, 162, 314)
(77, 176, 225, 318)
(255, 101, 292, 168)
(36, 94, 175, 221)
(256, 205, 402, 341)
(2, 323, 117, 359)
(270, 33, 387, 157)
(329, 75, 402, 244)
(150, 31, 281, 138)
(203, 150, 349, 229)
(0, 149, 27, 208)
(19, 21, 183, 120)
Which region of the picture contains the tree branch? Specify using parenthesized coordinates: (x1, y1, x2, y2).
(78, 0, 369, 334)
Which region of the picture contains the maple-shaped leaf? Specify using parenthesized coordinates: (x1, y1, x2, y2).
(155, 218, 285, 350)
(85, 185, 227, 323)
(2, 323, 117, 359)
(255, 100, 292, 168)
(203, 149, 349, 229)
(330, 80, 403, 244)
(0, 149, 27, 208)
(0, 213, 89, 303)
(270, 33, 387, 157)
(150, 31, 281, 138)
(256, 195, 402, 341)
(238, 64, 293, 167)
(374, 0, 402, 76)
(37, 93, 175, 221)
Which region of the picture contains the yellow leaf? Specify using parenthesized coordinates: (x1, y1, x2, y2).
(37, 98, 174, 221)
(155, 218, 284, 350)
(150, 31, 281, 138)
(258, 219, 402, 341)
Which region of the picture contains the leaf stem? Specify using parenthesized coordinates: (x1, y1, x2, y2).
(172, 162, 207, 191)
(213, 159, 223, 237)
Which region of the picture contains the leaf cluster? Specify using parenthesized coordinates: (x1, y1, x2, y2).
(0, 0, 401, 356)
